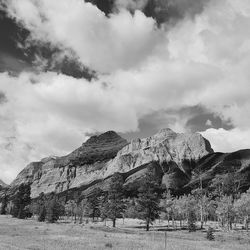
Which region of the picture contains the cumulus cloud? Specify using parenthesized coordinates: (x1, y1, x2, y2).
(201, 128, 250, 153)
(1, 0, 250, 182)
(3, 0, 164, 73)
(0, 71, 138, 183)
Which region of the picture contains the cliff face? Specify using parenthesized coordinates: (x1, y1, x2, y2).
(10, 129, 213, 198)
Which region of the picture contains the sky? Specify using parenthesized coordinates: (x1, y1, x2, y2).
(0, 0, 250, 184)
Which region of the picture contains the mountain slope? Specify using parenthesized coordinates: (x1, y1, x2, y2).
(188, 149, 250, 191)
(9, 128, 213, 198)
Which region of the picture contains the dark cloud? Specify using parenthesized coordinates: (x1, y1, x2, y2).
(0, 9, 29, 61)
(121, 105, 234, 141)
(121, 108, 183, 141)
(0, 7, 96, 79)
(86, 0, 210, 24)
(140, 0, 211, 24)
(85, 0, 115, 16)
(0, 91, 7, 104)
(185, 109, 234, 133)
(0, 0, 210, 77)
(0, 52, 32, 74)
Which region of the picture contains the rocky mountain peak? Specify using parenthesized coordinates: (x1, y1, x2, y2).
(85, 131, 123, 145)
(154, 128, 177, 140)
(7, 128, 214, 198)
(158, 128, 176, 135)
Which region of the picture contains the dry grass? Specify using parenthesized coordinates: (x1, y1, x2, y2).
(0, 215, 249, 250)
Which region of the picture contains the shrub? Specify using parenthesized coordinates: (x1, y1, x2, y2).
(105, 242, 113, 248)
(206, 227, 215, 241)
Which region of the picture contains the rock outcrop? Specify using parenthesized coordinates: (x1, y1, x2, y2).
(9, 129, 213, 198)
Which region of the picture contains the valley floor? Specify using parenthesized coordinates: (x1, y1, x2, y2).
(0, 215, 250, 250)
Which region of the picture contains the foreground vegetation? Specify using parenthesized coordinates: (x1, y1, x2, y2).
(2, 167, 250, 231)
(0, 215, 250, 250)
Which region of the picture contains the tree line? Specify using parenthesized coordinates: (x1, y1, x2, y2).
(1, 166, 250, 232)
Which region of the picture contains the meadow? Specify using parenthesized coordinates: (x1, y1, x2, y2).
(0, 215, 250, 250)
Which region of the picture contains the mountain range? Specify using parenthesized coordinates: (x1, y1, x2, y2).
(1, 128, 250, 200)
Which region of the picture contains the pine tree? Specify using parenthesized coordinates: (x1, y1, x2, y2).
(86, 188, 102, 222)
(38, 205, 47, 222)
(11, 184, 31, 219)
(102, 173, 125, 227)
(135, 167, 162, 231)
(46, 194, 64, 223)
(37, 192, 47, 222)
(0, 193, 8, 215)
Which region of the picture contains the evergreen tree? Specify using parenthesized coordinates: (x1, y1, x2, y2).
(102, 173, 125, 227)
(46, 194, 64, 223)
(39, 205, 47, 222)
(135, 167, 162, 231)
(12, 184, 31, 219)
(38, 192, 47, 222)
(86, 188, 102, 221)
(0, 193, 8, 215)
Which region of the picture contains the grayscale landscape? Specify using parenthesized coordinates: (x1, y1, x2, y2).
(1, 216, 250, 250)
(1, 0, 250, 250)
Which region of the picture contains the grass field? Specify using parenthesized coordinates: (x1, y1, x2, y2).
(0, 215, 250, 250)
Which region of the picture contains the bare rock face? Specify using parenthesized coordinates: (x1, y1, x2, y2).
(106, 128, 213, 190)
(10, 131, 128, 198)
(10, 129, 213, 198)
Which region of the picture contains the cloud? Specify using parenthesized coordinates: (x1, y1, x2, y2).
(115, 0, 149, 11)
(201, 128, 250, 153)
(0, 71, 139, 183)
(167, 0, 209, 20)
(3, 0, 164, 73)
(114, 0, 210, 25)
(0, 91, 7, 104)
(1, 0, 250, 183)
(205, 119, 212, 127)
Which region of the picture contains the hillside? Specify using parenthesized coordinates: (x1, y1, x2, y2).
(2, 129, 250, 200)
(6, 128, 213, 198)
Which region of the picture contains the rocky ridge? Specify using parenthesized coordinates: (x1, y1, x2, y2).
(8, 128, 213, 198)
